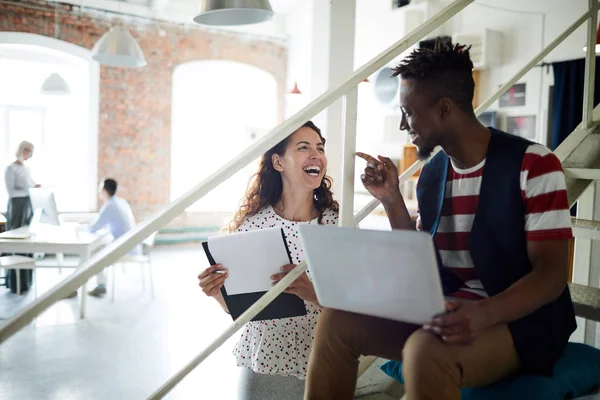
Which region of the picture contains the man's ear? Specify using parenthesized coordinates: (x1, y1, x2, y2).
(438, 98, 452, 120)
(272, 154, 284, 172)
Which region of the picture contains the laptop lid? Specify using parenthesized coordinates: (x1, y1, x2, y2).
(298, 225, 445, 325)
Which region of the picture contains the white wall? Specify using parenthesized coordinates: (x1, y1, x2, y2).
(446, 1, 589, 146)
(285, 0, 593, 154)
(283, 0, 314, 118)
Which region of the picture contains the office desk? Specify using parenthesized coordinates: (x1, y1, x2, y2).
(0, 226, 112, 318)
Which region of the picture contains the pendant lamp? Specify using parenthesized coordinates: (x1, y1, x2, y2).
(91, 26, 147, 68)
(193, 0, 274, 26)
(41, 73, 71, 95)
(41, 3, 71, 95)
(289, 82, 302, 95)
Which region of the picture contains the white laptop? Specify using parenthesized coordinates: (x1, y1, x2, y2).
(297, 225, 445, 325)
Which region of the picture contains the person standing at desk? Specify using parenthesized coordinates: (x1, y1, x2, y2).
(85, 178, 140, 297)
(4, 141, 40, 231)
(4, 140, 40, 293)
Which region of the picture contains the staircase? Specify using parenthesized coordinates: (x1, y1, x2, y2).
(1, 0, 600, 399)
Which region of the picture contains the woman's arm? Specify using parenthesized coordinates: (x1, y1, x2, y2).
(4, 167, 16, 192)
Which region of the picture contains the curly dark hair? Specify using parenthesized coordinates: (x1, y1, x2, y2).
(392, 38, 475, 113)
(229, 121, 339, 232)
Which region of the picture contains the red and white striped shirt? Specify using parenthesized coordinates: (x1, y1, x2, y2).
(416, 144, 572, 300)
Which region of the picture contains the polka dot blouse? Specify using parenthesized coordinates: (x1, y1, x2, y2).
(232, 206, 339, 379)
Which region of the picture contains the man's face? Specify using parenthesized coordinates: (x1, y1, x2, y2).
(99, 185, 108, 202)
(398, 79, 445, 159)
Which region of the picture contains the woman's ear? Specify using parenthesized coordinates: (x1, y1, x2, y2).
(272, 154, 284, 172)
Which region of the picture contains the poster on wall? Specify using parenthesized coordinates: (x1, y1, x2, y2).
(507, 115, 537, 140)
(499, 83, 526, 107)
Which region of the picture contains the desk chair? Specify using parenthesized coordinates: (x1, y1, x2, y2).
(111, 231, 156, 302)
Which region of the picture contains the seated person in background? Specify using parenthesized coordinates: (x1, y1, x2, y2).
(86, 178, 140, 297)
(304, 40, 576, 400)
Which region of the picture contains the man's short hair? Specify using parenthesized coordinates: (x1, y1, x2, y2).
(392, 38, 475, 114)
(103, 179, 118, 197)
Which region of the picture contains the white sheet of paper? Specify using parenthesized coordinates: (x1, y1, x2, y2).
(207, 227, 291, 295)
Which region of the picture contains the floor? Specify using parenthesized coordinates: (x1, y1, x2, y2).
(0, 246, 245, 400)
(1, 241, 598, 400)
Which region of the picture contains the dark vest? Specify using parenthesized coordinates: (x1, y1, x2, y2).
(416, 128, 576, 375)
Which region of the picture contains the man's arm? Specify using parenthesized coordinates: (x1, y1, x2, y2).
(89, 204, 112, 233)
(382, 194, 416, 231)
(480, 239, 569, 327)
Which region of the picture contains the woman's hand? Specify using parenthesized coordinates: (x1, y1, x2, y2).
(198, 264, 228, 297)
(271, 264, 320, 306)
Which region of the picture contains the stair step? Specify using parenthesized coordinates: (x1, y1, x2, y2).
(159, 226, 222, 234)
(571, 217, 600, 240)
(155, 229, 222, 245)
(569, 282, 600, 322)
(564, 167, 600, 180)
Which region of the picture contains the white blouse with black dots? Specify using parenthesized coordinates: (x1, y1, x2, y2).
(232, 205, 339, 379)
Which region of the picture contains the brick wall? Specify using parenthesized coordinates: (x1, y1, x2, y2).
(0, 1, 287, 221)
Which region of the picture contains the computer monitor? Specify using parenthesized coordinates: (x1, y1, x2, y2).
(29, 188, 60, 226)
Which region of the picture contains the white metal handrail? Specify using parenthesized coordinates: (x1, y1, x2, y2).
(0, 0, 473, 345)
(147, 4, 599, 400)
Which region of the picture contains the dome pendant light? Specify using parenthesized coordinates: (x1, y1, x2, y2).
(41, 73, 71, 95)
(193, 0, 274, 26)
(41, 4, 71, 95)
(91, 26, 147, 68)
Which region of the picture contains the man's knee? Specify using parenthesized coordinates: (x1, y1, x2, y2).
(316, 309, 366, 350)
(402, 329, 455, 378)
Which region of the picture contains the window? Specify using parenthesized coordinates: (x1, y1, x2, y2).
(170, 60, 278, 212)
(0, 42, 97, 212)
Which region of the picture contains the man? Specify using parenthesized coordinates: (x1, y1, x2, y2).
(87, 178, 140, 297)
(304, 41, 576, 399)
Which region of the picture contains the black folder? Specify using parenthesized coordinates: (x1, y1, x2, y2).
(201, 229, 307, 322)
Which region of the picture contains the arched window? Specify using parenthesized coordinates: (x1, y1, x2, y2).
(170, 60, 277, 212)
(0, 33, 99, 212)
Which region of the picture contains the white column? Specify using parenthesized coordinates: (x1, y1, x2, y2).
(310, 0, 357, 198)
(583, 0, 598, 128)
(340, 87, 358, 226)
(572, 183, 599, 345)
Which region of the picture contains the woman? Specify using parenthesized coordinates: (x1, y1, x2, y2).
(4, 140, 40, 293)
(197, 121, 339, 399)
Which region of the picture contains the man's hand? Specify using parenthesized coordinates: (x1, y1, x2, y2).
(356, 152, 401, 205)
(423, 301, 490, 345)
(271, 264, 320, 306)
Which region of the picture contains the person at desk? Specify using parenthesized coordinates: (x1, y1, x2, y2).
(4, 140, 40, 293)
(197, 121, 339, 400)
(85, 178, 140, 297)
(305, 40, 576, 399)
(4, 141, 40, 231)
